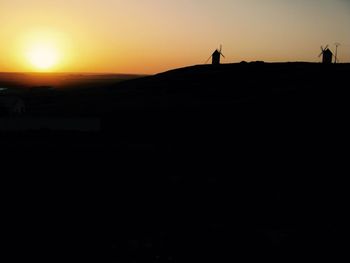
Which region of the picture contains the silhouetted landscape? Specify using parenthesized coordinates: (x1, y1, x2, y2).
(2, 0, 348, 261)
(1, 62, 346, 262)
(1, 62, 348, 149)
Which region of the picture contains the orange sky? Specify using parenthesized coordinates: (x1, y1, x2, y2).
(1, 0, 349, 74)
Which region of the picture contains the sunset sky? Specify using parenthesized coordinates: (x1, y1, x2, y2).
(1, 0, 349, 74)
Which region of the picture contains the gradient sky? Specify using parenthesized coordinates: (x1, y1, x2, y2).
(1, 0, 349, 74)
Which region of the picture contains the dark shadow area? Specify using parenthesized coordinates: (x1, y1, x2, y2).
(1, 62, 347, 262)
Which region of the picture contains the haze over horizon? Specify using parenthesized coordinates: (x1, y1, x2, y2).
(1, 0, 349, 74)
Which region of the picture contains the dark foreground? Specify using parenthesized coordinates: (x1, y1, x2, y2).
(1, 63, 347, 262)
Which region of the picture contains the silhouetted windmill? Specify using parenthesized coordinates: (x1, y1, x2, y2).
(319, 45, 333, 64)
(205, 45, 225, 65)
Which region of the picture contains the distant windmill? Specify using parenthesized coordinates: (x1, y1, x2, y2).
(205, 45, 225, 65)
(334, 43, 341, 64)
(318, 45, 333, 64)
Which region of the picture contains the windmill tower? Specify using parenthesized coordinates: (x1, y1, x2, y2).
(319, 45, 333, 64)
(205, 45, 225, 65)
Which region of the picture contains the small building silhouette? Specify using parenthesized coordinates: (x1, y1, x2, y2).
(322, 49, 333, 64)
(212, 50, 221, 65)
(205, 47, 225, 65)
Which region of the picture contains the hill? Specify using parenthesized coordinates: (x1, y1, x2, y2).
(1, 62, 348, 152)
(1, 63, 346, 263)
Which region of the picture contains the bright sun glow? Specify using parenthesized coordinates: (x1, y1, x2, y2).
(26, 43, 59, 71)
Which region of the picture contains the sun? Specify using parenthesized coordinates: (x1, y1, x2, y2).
(26, 43, 59, 71)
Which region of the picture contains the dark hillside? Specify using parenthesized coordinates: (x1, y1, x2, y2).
(2, 63, 348, 159)
(2, 62, 348, 168)
(1, 63, 347, 262)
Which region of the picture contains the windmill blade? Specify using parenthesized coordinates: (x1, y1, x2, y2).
(219, 44, 225, 58)
(324, 44, 329, 50)
(319, 45, 325, 57)
(205, 55, 212, 64)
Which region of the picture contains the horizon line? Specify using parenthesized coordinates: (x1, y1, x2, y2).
(0, 71, 148, 75)
(1, 61, 349, 76)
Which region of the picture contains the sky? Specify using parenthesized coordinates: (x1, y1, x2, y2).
(0, 0, 349, 74)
